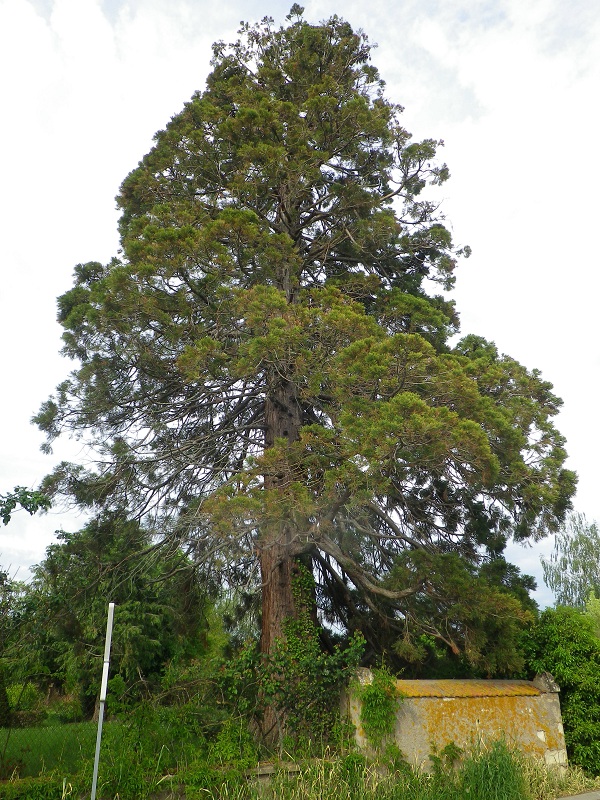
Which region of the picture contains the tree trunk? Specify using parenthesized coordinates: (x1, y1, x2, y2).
(259, 531, 297, 656)
(263, 379, 303, 451)
(0, 663, 11, 727)
(259, 380, 303, 745)
(260, 380, 302, 632)
(260, 378, 304, 653)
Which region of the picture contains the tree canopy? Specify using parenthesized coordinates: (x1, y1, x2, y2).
(35, 9, 575, 677)
(542, 512, 600, 608)
(21, 512, 208, 715)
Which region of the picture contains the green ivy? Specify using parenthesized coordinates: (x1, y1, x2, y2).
(355, 667, 401, 749)
(217, 564, 365, 752)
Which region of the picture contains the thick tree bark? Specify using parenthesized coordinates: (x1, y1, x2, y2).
(260, 380, 304, 655)
(259, 532, 297, 656)
(259, 379, 304, 744)
(263, 380, 303, 450)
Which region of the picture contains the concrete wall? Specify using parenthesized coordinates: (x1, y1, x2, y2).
(346, 671, 567, 771)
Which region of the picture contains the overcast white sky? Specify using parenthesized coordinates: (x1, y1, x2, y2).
(1, 0, 598, 606)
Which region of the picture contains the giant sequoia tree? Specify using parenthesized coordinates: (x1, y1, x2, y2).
(37, 8, 575, 669)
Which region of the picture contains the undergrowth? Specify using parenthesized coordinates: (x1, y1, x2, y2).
(1, 734, 600, 800)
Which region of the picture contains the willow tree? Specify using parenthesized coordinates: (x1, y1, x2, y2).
(36, 7, 574, 668)
(542, 513, 600, 608)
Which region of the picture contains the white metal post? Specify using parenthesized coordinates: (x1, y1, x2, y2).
(91, 602, 115, 800)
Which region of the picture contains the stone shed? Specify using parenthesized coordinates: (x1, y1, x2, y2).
(346, 670, 567, 770)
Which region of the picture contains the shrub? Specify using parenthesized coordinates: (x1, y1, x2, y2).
(5, 684, 42, 713)
(524, 606, 600, 773)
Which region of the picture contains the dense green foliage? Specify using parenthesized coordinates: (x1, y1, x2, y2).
(13, 512, 209, 716)
(0, 488, 51, 727)
(0, 577, 15, 727)
(525, 606, 600, 773)
(387, 551, 536, 676)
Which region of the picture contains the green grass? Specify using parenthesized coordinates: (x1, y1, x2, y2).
(0, 721, 99, 778)
(2, 720, 600, 800)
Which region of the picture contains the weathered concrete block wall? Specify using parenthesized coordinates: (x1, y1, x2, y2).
(346, 671, 567, 771)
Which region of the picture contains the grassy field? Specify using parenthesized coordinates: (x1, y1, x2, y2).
(0, 720, 99, 778)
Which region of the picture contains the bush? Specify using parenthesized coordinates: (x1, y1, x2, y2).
(5, 684, 43, 713)
(524, 606, 600, 773)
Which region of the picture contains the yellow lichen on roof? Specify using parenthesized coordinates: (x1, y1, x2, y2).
(395, 679, 541, 698)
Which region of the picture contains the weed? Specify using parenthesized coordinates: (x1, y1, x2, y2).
(457, 738, 527, 800)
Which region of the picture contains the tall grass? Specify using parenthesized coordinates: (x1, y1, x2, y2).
(2, 717, 600, 800)
(180, 741, 600, 800)
(242, 743, 528, 800)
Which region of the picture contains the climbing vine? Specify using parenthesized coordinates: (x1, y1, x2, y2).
(356, 667, 401, 749)
(218, 564, 365, 750)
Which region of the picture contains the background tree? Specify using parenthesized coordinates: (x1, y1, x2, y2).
(541, 512, 600, 607)
(22, 512, 209, 716)
(525, 606, 600, 773)
(35, 7, 575, 712)
(583, 593, 600, 639)
(0, 487, 50, 725)
(0, 572, 22, 726)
